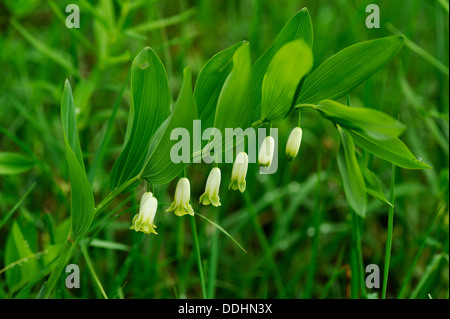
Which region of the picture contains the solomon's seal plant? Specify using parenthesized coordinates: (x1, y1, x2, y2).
(42, 8, 430, 298)
(166, 177, 195, 217)
(130, 192, 158, 235)
(286, 127, 303, 161)
(258, 136, 275, 167)
(199, 167, 222, 207)
(229, 152, 250, 193)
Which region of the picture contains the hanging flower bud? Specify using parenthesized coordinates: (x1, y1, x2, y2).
(258, 136, 275, 167)
(199, 167, 221, 207)
(228, 152, 249, 193)
(130, 192, 158, 235)
(166, 177, 194, 216)
(286, 127, 303, 161)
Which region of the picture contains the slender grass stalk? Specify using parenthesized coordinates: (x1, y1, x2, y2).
(387, 24, 449, 77)
(197, 212, 247, 254)
(43, 237, 79, 299)
(382, 165, 396, 299)
(351, 210, 367, 299)
(397, 195, 449, 298)
(319, 246, 346, 299)
(350, 242, 359, 298)
(0, 183, 36, 230)
(80, 243, 108, 299)
(304, 151, 322, 298)
(243, 191, 284, 297)
(0, 249, 50, 276)
(410, 254, 447, 298)
(190, 216, 207, 299)
(176, 215, 186, 298)
(207, 207, 219, 299)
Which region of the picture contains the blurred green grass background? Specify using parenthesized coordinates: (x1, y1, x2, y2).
(0, 0, 448, 299)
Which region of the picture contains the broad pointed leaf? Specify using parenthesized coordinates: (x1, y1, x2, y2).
(316, 99, 406, 139)
(348, 129, 432, 170)
(252, 8, 313, 122)
(140, 67, 198, 184)
(194, 41, 245, 130)
(61, 80, 95, 239)
(260, 40, 313, 123)
(110, 47, 170, 189)
(213, 42, 252, 151)
(337, 125, 367, 217)
(297, 36, 404, 104)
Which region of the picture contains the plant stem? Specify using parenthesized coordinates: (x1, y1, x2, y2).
(43, 237, 78, 299)
(80, 243, 108, 299)
(94, 176, 141, 219)
(397, 195, 448, 298)
(382, 165, 396, 299)
(251, 118, 265, 128)
(351, 210, 367, 298)
(243, 191, 284, 297)
(304, 150, 322, 298)
(207, 207, 219, 299)
(190, 216, 207, 299)
(294, 103, 317, 111)
(43, 175, 141, 298)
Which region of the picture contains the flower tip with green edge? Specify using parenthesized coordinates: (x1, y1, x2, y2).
(130, 192, 158, 235)
(229, 152, 249, 193)
(199, 167, 222, 207)
(258, 136, 275, 167)
(166, 177, 195, 216)
(286, 127, 303, 161)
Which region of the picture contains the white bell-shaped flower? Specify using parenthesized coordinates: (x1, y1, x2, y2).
(166, 177, 194, 216)
(130, 192, 158, 235)
(286, 127, 303, 161)
(258, 136, 275, 167)
(228, 152, 249, 193)
(199, 167, 221, 207)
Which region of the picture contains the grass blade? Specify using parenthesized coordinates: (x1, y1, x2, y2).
(387, 24, 449, 77)
(190, 216, 207, 299)
(382, 165, 396, 299)
(196, 212, 247, 254)
(0, 183, 36, 230)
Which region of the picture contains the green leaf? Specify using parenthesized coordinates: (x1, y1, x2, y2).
(336, 125, 367, 217)
(252, 8, 313, 122)
(194, 41, 245, 130)
(61, 81, 85, 169)
(140, 66, 198, 185)
(348, 129, 432, 170)
(356, 152, 393, 207)
(315, 100, 406, 139)
(0, 152, 35, 175)
(61, 80, 95, 239)
(110, 47, 171, 190)
(4, 221, 40, 292)
(297, 35, 404, 104)
(260, 40, 313, 123)
(213, 42, 252, 148)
